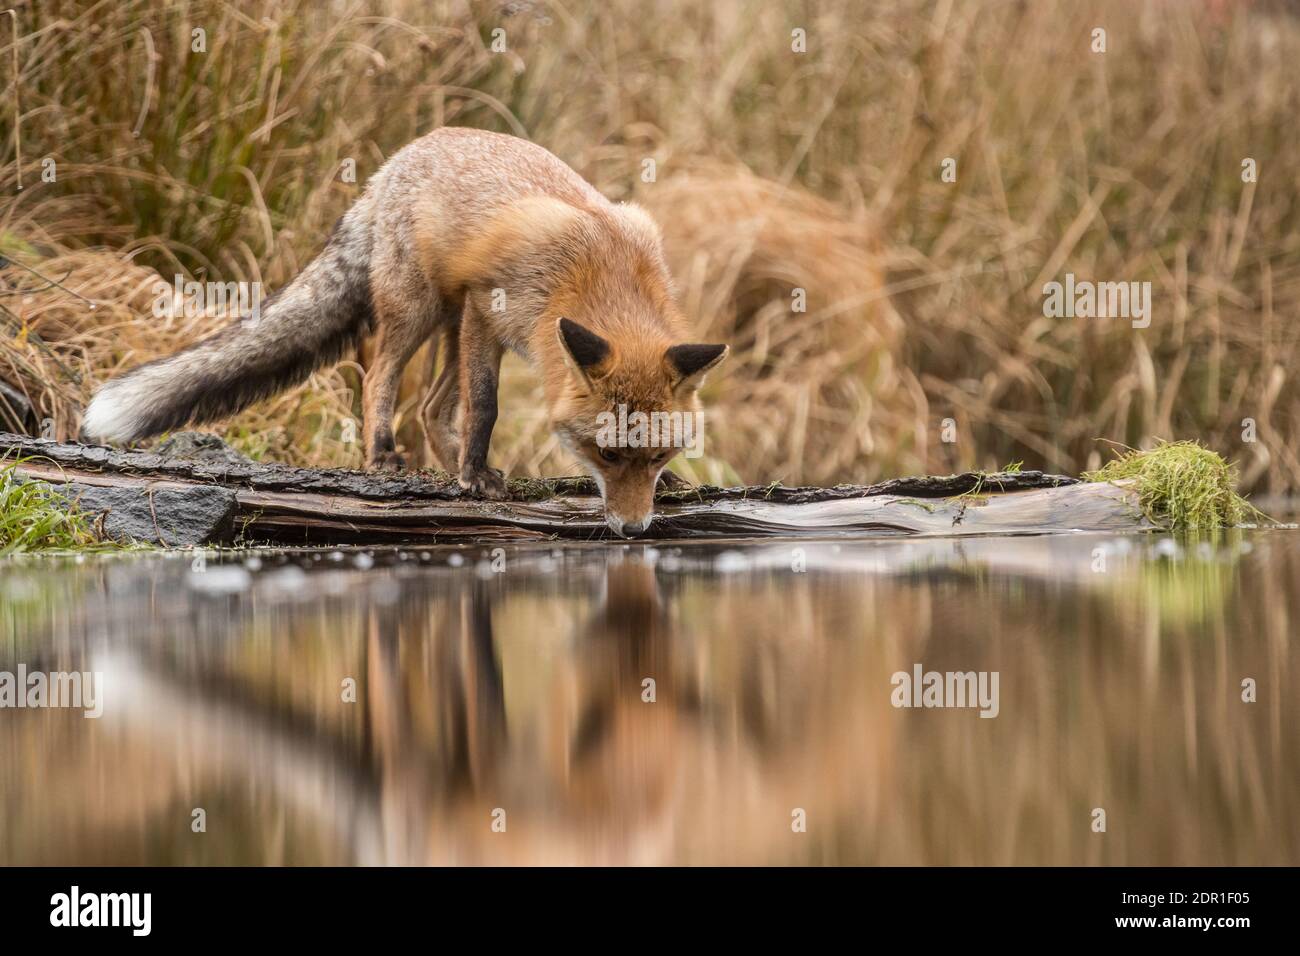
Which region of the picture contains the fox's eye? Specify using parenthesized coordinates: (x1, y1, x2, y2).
(598, 447, 619, 464)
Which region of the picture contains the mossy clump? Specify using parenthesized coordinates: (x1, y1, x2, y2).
(0, 460, 105, 555)
(1083, 441, 1263, 531)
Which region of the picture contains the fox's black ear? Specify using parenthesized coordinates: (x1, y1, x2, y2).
(556, 318, 611, 377)
(666, 343, 728, 391)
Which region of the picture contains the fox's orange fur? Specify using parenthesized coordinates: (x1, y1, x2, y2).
(82, 128, 727, 536)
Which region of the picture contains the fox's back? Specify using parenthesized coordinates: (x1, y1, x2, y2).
(366, 128, 609, 271)
(383, 127, 604, 207)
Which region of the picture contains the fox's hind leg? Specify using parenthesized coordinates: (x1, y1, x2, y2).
(456, 302, 507, 499)
(420, 324, 461, 473)
(362, 288, 438, 471)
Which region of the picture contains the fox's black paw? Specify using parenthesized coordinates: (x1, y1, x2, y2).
(459, 466, 508, 500)
(657, 470, 691, 492)
(369, 450, 407, 473)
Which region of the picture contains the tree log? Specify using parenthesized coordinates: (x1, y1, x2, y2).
(1, 431, 1152, 546)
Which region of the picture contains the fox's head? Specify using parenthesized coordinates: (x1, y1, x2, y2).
(550, 317, 727, 537)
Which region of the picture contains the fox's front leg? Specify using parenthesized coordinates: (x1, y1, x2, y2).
(456, 309, 507, 499)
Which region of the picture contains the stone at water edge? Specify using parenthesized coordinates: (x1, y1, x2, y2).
(61, 482, 239, 547)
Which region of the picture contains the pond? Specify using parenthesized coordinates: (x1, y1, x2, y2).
(2, 529, 1297, 865)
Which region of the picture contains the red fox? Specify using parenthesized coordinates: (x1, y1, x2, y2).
(81, 128, 727, 536)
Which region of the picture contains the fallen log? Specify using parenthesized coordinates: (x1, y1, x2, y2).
(1, 431, 1153, 546)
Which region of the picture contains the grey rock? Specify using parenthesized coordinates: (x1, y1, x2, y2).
(62, 482, 239, 547)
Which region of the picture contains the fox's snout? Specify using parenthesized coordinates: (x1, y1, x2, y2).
(591, 470, 657, 538)
(606, 512, 652, 538)
(599, 476, 655, 537)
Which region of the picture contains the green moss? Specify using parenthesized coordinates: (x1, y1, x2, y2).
(897, 497, 939, 513)
(947, 472, 1001, 505)
(491, 474, 607, 501)
(0, 460, 113, 555)
(1083, 440, 1265, 531)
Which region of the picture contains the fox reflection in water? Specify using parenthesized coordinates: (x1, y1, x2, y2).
(368, 560, 690, 863)
(149, 564, 700, 864)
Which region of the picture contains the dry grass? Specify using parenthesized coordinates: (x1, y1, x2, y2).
(2, 0, 1299, 490)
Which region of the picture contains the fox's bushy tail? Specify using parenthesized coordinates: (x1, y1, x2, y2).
(80, 208, 373, 444)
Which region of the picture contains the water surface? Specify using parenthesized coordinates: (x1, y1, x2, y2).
(2, 530, 1297, 865)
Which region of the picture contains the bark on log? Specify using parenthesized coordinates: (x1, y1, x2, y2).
(1, 431, 1152, 546)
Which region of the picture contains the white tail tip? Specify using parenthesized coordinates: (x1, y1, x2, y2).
(81, 382, 148, 443)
